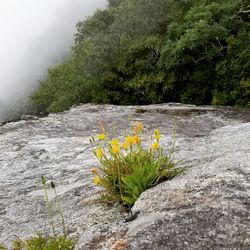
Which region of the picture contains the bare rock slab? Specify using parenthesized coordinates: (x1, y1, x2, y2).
(128, 124, 250, 250)
(0, 104, 250, 249)
(76, 114, 250, 250)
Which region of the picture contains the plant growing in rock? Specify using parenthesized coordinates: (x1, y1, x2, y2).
(0, 244, 6, 250)
(41, 177, 68, 238)
(12, 234, 74, 250)
(90, 122, 182, 206)
(2, 177, 75, 250)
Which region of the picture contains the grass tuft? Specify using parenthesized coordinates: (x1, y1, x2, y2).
(13, 233, 74, 250)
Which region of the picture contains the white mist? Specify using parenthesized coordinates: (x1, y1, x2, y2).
(0, 0, 107, 122)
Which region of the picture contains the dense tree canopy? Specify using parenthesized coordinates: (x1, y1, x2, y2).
(32, 0, 250, 112)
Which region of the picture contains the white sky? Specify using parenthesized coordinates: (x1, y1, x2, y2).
(0, 0, 107, 121)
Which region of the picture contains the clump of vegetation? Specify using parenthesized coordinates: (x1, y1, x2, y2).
(0, 177, 74, 250)
(12, 234, 74, 250)
(32, 0, 249, 112)
(90, 122, 182, 206)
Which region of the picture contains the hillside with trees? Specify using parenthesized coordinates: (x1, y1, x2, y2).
(32, 0, 250, 112)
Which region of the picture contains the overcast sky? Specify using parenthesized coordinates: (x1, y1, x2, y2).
(0, 0, 107, 121)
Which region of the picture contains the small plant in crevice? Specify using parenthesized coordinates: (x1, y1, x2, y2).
(41, 176, 56, 238)
(0, 244, 6, 250)
(50, 181, 67, 238)
(90, 121, 183, 207)
(41, 176, 68, 239)
(5, 177, 75, 250)
(12, 233, 74, 250)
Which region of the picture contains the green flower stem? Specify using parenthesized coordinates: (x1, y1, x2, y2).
(51, 182, 67, 238)
(41, 176, 56, 237)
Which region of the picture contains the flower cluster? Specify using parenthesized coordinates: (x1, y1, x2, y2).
(93, 122, 161, 160)
(89, 121, 180, 206)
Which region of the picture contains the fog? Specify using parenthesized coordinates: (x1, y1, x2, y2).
(0, 0, 107, 122)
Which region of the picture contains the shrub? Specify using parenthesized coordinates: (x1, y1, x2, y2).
(90, 122, 182, 206)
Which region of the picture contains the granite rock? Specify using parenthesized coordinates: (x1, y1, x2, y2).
(0, 104, 249, 249)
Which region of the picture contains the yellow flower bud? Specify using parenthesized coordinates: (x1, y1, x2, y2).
(93, 175, 102, 185)
(91, 167, 98, 175)
(98, 121, 105, 130)
(133, 126, 138, 135)
(112, 145, 120, 155)
(151, 142, 160, 150)
(98, 133, 106, 140)
(134, 135, 141, 145)
(133, 122, 143, 134)
(95, 148, 104, 159)
(125, 135, 134, 146)
(122, 141, 129, 150)
(110, 138, 119, 147)
(137, 122, 143, 132)
(154, 129, 161, 142)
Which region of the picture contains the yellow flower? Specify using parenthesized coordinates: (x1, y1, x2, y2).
(137, 122, 143, 132)
(125, 135, 134, 146)
(95, 148, 104, 159)
(93, 175, 102, 185)
(133, 126, 138, 135)
(91, 167, 98, 175)
(154, 129, 161, 142)
(110, 138, 119, 147)
(134, 135, 141, 145)
(98, 133, 106, 140)
(133, 122, 143, 134)
(151, 142, 160, 150)
(112, 145, 120, 155)
(122, 141, 129, 150)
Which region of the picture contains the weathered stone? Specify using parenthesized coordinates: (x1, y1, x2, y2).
(0, 104, 249, 249)
(75, 224, 128, 250)
(128, 122, 250, 250)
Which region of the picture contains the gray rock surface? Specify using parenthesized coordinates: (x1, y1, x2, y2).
(0, 104, 250, 249)
(128, 122, 250, 250)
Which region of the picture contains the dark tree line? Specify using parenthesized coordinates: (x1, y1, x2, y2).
(32, 0, 250, 112)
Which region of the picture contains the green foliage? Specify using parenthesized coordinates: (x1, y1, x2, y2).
(32, 0, 250, 111)
(102, 35, 166, 104)
(120, 150, 180, 206)
(0, 244, 6, 250)
(12, 234, 74, 250)
(31, 60, 92, 113)
(90, 122, 182, 206)
(160, 0, 250, 105)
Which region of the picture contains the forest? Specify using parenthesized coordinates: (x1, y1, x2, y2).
(32, 0, 250, 112)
